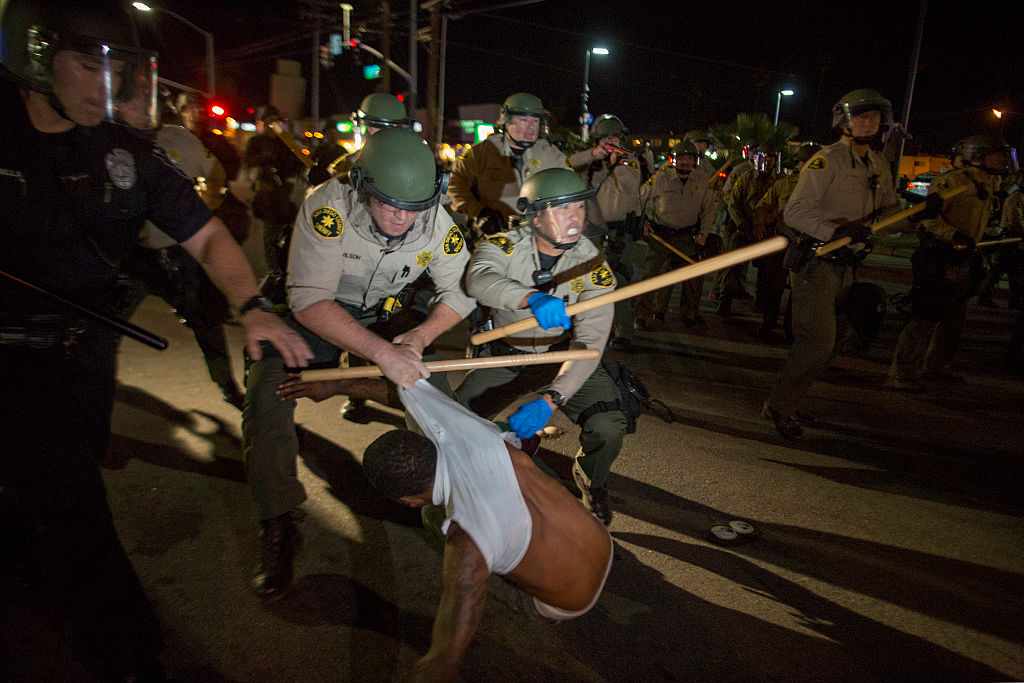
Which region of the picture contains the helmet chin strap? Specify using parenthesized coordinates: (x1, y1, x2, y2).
(505, 130, 536, 150)
(534, 207, 576, 251)
(842, 128, 875, 146)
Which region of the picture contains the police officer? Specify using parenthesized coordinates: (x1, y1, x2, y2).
(634, 141, 717, 329)
(763, 89, 898, 439)
(242, 128, 475, 598)
(751, 142, 822, 341)
(978, 173, 1023, 309)
(683, 128, 717, 181)
(241, 105, 309, 302)
(887, 135, 1017, 388)
(447, 92, 569, 239)
(455, 168, 626, 525)
(308, 92, 410, 186)
(569, 114, 648, 350)
(0, 0, 311, 677)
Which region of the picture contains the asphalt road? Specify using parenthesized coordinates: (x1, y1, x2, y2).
(4, 258, 1023, 682)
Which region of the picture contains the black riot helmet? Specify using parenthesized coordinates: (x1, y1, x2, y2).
(954, 135, 1019, 176)
(831, 88, 893, 144)
(1, 0, 159, 128)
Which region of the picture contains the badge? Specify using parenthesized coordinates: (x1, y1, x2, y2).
(570, 277, 585, 294)
(443, 225, 464, 255)
(529, 157, 541, 168)
(590, 264, 615, 288)
(416, 250, 434, 267)
(488, 235, 514, 255)
(807, 157, 828, 170)
(105, 149, 136, 189)
(311, 206, 343, 238)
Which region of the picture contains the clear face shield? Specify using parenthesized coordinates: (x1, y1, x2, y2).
(525, 194, 606, 250)
(984, 147, 1020, 176)
(38, 28, 160, 129)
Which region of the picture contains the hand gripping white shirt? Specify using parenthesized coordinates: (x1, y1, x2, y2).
(399, 380, 532, 575)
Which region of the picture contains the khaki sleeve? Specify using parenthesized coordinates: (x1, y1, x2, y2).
(286, 188, 347, 313)
(425, 219, 477, 320)
(783, 156, 840, 241)
(549, 263, 614, 399)
(447, 146, 486, 219)
(464, 240, 535, 311)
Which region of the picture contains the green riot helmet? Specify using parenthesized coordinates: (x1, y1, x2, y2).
(683, 129, 713, 154)
(498, 92, 546, 148)
(355, 92, 410, 132)
(831, 88, 893, 142)
(517, 168, 598, 249)
(954, 135, 1019, 176)
(671, 140, 698, 171)
(349, 128, 449, 212)
(793, 141, 822, 163)
(591, 114, 627, 142)
(1, 0, 160, 128)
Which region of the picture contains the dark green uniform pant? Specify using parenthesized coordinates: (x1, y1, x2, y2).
(454, 346, 626, 489)
(766, 257, 852, 415)
(636, 230, 702, 321)
(242, 308, 449, 520)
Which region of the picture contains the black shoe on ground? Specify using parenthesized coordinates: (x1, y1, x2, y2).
(683, 314, 705, 330)
(653, 312, 666, 323)
(253, 511, 302, 599)
(716, 295, 733, 316)
(573, 461, 612, 526)
(340, 399, 373, 424)
(761, 402, 803, 440)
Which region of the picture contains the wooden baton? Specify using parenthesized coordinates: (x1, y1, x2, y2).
(299, 349, 600, 382)
(814, 186, 967, 256)
(649, 232, 698, 265)
(470, 235, 789, 346)
(977, 236, 1023, 248)
(269, 122, 316, 169)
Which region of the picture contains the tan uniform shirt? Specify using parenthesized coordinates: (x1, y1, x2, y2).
(286, 181, 476, 319)
(568, 151, 643, 223)
(1000, 189, 1023, 234)
(641, 166, 717, 235)
(465, 227, 616, 399)
(447, 135, 569, 222)
(921, 168, 1000, 242)
(726, 168, 776, 232)
(784, 137, 897, 242)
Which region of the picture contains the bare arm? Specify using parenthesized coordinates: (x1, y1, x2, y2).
(293, 299, 427, 389)
(412, 524, 490, 682)
(180, 218, 312, 367)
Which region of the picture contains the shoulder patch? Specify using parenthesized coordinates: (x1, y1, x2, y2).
(416, 250, 434, 267)
(443, 225, 465, 255)
(488, 235, 514, 255)
(933, 177, 951, 191)
(807, 157, 828, 171)
(590, 263, 615, 288)
(311, 206, 343, 238)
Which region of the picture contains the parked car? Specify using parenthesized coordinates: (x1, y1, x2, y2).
(906, 172, 936, 197)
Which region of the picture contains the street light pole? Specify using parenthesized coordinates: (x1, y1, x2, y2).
(132, 3, 215, 97)
(773, 89, 794, 125)
(580, 46, 608, 142)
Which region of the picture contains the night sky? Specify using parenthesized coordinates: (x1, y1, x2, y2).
(139, 0, 1023, 153)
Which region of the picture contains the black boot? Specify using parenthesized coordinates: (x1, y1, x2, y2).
(252, 511, 302, 599)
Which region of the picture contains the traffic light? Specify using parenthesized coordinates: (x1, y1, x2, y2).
(363, 64, 381, 80)
(319, 45, 332, 69)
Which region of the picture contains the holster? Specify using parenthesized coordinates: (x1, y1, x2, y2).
(783, 236, 813, 272)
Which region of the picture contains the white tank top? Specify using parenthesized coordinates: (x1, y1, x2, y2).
(399, 381, 532, 575)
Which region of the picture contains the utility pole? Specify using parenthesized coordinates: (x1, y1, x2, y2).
(381, 1, 391, 92)
(425, 0, 441, 146)
(408, 0, 417, 113)
(894, 0, 928, 187)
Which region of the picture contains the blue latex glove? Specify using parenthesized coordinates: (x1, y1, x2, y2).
(527, 292, 571, 330)
(508, 397, 554, 438)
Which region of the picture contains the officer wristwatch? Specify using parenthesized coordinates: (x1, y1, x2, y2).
(239, 295, 274, 315)
(543, 390, 567, 407)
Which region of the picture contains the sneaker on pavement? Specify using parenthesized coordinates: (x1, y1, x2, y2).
(761, 401, 803, 440)
(572, 460, 612, 526)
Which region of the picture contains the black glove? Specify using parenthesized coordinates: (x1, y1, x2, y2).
(918, 192, 944, 220)
(951, 230, 976, 251)
(831, 223, 872, 248)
